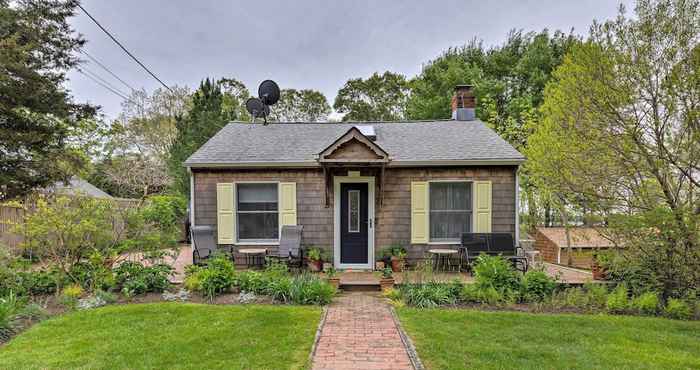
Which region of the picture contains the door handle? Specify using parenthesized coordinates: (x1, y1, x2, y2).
(368, 218, 373, 228)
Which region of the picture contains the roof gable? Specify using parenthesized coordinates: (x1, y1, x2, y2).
(318, 127, 389, 163)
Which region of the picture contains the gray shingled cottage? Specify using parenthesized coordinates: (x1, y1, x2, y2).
(184, 85, 524, 269)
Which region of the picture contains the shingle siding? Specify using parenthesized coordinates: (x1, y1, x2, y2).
(194, 166, 517, 265)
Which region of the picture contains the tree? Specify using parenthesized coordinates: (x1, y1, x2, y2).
(0, 0, 97, 200)
(334, 71, 409, 121)
(167, 78, 250, 196)
(407, 31, 576, 231)
(270, 88, 331, 122)
(526, 0, 700, 299)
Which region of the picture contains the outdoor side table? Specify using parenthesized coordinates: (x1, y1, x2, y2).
(239, 248, 267, 269)
(427, 249, 458, 272)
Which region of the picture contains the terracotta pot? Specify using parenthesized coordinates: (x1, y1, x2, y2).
(376, 261, 385, 270)
(379, 277, 395, 292)
(390, 258, 403, 272)
(591, 262, 606, 280)
(327, 277, 340, 289)
(307, 260, 322, 272)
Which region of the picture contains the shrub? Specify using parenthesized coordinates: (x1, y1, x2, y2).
(60, 284, 84, 310)
(664, 298, 692, 320)
(188, 255, 236, 299)
(235, 271, 266, 294)
(632, 292, 660, 315)
(606, 284, 630, 314)
(69, 257, 115, 292)
(95, 289, 117, 304)
(0, 292, 22, 341)
(521, 270, 557, 302)
(473, 254, 521, 294)
(288, 274, 335, 305)
(114, 261, 172, 297)
(401, 283, 457, 308)
(583, 283, 608, 309)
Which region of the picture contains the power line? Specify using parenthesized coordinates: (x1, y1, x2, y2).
(77, 68, 130, 102)
(77, 3, 173, 92)
(80, 49, 137, 93)
(81, 66, 131, 98)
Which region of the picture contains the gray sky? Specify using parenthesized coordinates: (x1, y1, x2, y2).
(67, 0, 632, 121)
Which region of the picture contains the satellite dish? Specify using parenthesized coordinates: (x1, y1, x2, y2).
(258, 80, 280, 105)
(245, 97, 266, 118)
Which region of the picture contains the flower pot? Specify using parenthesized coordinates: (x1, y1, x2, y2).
(376, 261, 385, 270)
(591, 263, 606, 280)
(327, 277, 340, 289)
(379, 277, 395, 292)
(307, 260, 322, 272)
(390, 258, 404, 272)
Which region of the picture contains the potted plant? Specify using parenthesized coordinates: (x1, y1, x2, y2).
(306, 247, 323, 272)
(591, 252, 608, 280)
(326, 266, 340, 289)
(379, 267, 395, 292)
(389, 246, 407, 272)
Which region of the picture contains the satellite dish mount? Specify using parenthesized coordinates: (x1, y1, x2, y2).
(246, 80, 280, 125)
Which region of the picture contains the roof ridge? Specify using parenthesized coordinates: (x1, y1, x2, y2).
(226, 119, 473, 125)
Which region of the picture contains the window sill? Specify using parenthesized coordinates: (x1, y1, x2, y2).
(234, 241, 280, 246)
(427, 241, 461, 246)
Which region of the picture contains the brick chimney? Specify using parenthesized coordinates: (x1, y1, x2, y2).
(451, 84, 475, 121)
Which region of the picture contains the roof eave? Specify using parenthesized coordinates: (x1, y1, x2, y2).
(185, 158, 525, 169)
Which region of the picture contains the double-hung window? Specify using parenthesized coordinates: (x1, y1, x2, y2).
(236, 183, 279, 242)
(429, 182, 472, 242)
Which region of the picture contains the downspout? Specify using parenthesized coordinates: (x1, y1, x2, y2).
(188, 167, 195, 228)
(515, 166, 520, 245)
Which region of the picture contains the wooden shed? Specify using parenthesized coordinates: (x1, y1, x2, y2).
(534, 227, 614, 269)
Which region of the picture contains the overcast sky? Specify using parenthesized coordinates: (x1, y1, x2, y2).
(66, 0, 632, 121)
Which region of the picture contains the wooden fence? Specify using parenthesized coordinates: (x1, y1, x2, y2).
(0, 198, 140, 253)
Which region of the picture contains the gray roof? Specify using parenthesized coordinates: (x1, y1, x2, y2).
(184, 120, 524, 167)
(49, 177, 114, 199)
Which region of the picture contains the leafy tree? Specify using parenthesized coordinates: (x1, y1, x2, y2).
(334, 71, 409, 121)
(270, 88, 331, 122)
(526, 0, 700, 299)
(167, 78, 249, 196)
(0, 0, 97, 200)
(407, 31, 576, 230)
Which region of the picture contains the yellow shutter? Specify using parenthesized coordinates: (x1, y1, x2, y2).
(474, 181, 492, 232)
(279, 182, 297, 226)
(216, 183, 235, 244)
(411, 181, 429, 244)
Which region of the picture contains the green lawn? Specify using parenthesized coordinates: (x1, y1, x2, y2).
(397, 308, 700, 370)
(0, 303, 322, 370)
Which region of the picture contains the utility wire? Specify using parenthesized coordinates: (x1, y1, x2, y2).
(77, 3, 173, 92)
(81, 66, 131, 98)
(80, 49, 137, 93)
(77, 68, 131, 102)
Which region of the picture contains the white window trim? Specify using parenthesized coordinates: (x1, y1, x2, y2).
(427, 180, 474, 244)
(235, 181, 281, 244)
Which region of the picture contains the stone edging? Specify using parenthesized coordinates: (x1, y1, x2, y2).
(308, 306, 329, 366)
(390, 306, 425, 370)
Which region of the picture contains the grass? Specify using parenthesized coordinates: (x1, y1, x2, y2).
(0, 303, 322, 370)
(397, 308, 700, 370)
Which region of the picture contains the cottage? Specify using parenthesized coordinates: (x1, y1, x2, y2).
(184, 85, 525, 268)
(534, 227, 615, 269)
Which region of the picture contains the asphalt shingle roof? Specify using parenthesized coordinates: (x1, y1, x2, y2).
(184, 120, 524, 167)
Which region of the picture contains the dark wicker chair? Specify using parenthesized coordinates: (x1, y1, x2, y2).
(267, 225, 304, 269)
(459, 232, 528, 272)
(191, 225, 233, 265)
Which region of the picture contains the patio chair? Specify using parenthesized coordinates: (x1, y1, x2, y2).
(267, 225, 304, 269)
(459, 232, 528, 273)
(191, 225, 233, 265)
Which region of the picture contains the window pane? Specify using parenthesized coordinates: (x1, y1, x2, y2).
(349, 190, 360, 232)
(430, 211, 472, 240)
(238, 213, 279, 240)
(238, 183, 278, 211)
(430, 182, 471, 211)
(429, 182, 472, 241)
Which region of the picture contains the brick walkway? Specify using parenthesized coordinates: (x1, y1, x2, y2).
(312, 293, 414, 370)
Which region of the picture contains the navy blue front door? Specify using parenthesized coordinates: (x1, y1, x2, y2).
(340, 183, 369, 264)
